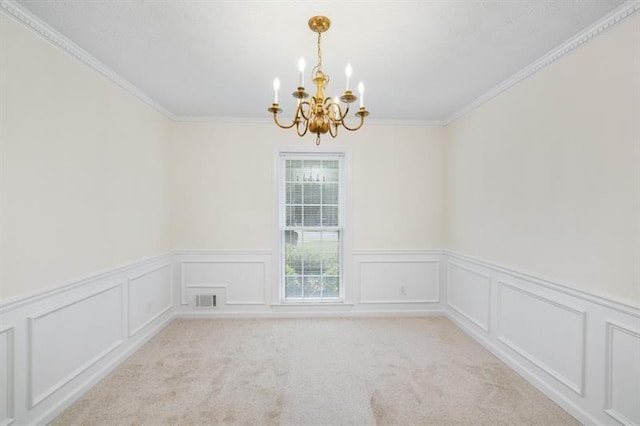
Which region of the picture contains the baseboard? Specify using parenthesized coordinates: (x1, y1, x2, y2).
(175, 309, 446, 319)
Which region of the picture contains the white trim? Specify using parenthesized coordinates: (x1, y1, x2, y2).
(445, 250, 640, 317)
(126, 263, 173, 338)
(275, 148, 352, 305)
(0, 0, 174, 119)
(446, 261, 492, 333)
(171, 115, 445, 126)
(30, 312, 173, 426)
(180, 260, 268, 305)
(352, 249, 444, 256)
(127, 304, 172, 338)
(604, 320, 640, 426)
(496, 281, 586, 396)
(173, 249, 272, 256)
(127, 262, 172, 283)
(357, 259, 441, 304)
(0, 325, 14, 426)
(27, 282, 125, 408)
(186, 284, 227, 288)
(0, 251, 172, 313)
(444, 0, 640, 125)
(445, 311, 596, 426)
(175, 309, 446, 319)
(357, 300, 439, 305)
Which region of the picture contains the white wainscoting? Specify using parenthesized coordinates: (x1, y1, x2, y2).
(444, 250, 640, 426)
(605, 320, 640, 426)
(497, 281, 585, 395)
(28, 283, 124, 408)
(3, 248, 639, 426)
(174, 250, 445, 316)
(0, 325, 14, 426)
(175, 250, 272, 314)
(352, 251, 444, 313)
(128, 264, 172, 337)
(0, 253, 173, 426)
(446, 262, 491, 332)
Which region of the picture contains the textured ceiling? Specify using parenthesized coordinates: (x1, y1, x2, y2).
(13, 0, 626, 121)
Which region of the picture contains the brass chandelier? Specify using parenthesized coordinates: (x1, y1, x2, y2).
(268, 16, 369, 145)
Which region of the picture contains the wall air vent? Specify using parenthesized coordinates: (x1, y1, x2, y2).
(195, 294, 216, 308)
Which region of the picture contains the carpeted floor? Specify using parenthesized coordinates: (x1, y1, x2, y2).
(52, 317, 578, 425)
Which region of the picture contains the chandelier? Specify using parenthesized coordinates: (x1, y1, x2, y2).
(268, 16, 369, 145)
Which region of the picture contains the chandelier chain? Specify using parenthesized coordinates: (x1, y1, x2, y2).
(317, 32, 322, 72)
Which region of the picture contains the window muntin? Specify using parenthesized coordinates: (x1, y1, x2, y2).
(282, 157, 342, 301)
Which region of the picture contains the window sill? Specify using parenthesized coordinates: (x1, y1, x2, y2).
(271, 302, 354, 311)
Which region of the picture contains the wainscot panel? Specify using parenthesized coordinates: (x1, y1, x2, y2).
(352, 251, 445, 313)
(0, 325, 14, 426)
(446, 261, 491, 332)
(497, 281, 585, 395)
(28, 283, 124, 408)
(0, 253, 173, 425)
(175, 251, 272, 312)
(444, 250, 640, 426)
(605, 320, 640, 425)
(128, 264, 173, 337)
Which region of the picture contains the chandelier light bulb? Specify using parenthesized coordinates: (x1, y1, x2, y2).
(273, 78, 280, 104)
(345, 64, 353, 91)
(358, 82, 365, 108)
(298, 57, 306, 87)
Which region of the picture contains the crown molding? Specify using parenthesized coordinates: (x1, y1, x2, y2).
(443, 0, 640, 126)
(171, 115, 272, 124)
(0, 0, 175, 119)
(171, 115, 445, 127)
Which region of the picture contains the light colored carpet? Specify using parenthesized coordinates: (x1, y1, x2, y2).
(52, 317, 578, 425)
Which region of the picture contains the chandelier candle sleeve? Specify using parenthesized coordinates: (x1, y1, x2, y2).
(358, 82, 364, 108)
(298, 57, 305, 87)
(345, 64, 352, 91)
(273, 78, 280, 104)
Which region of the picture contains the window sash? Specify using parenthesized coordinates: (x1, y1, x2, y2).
(280, 154, 344, 302)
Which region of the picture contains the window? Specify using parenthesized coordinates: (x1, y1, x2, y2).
(279, 154, 344, 302)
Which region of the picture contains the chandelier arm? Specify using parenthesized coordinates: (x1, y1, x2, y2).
(341, 114, 366, 132)
(299, 102, 312, 121)
(329, 121, 338, 138)
(324, 97, 338, 124)
(339, 104, 350, 121)
(272, 113, 298, 129)
(296, 117, 310, 137)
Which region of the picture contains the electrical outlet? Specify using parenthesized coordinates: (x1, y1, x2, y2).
(400, 285, 406, 295)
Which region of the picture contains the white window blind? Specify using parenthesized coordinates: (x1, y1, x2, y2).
(281, 155, 343, 301)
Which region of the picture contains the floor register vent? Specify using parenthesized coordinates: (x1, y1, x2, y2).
(195, 294, 216, 308)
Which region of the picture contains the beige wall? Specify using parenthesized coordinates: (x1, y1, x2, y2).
(0, 14, 171, 300)
(445, 14, 640, 307)
(169, 122, 447, 250)
(3, 7, 637, 308)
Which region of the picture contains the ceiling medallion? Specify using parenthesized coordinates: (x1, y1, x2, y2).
(268, 16, 369, 145)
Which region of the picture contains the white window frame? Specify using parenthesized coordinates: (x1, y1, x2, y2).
(273, 147, 351, 305)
